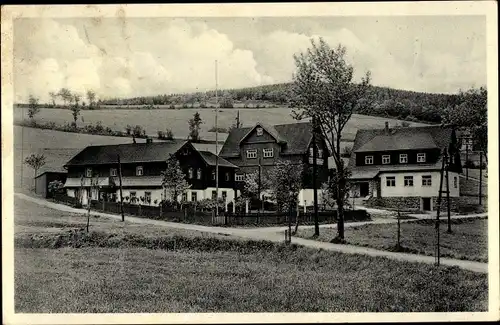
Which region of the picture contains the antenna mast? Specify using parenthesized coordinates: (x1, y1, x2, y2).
(215, 60, 219, 218)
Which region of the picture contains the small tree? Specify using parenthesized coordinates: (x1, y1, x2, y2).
(188, 112, 203, 142)
(24, 153, 46, 191)
(267, 161, 304, 234)
(86, 89, 96, 109)
(58, 88, 72, 107)
(49, 91, 57, 107)
(291, 37, 371, 241)
(161, 154, 191, 210)
(241, 169, 271, 208)
(27, 94, 40, 124)
(70, 94, 81, 129)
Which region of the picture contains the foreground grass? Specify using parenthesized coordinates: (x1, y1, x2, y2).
(15, 246, 487, 313)
(14, 199, 488, 312)
(295, 218, 488, 262)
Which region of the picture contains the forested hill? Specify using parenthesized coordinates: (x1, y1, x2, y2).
(99, 83, 462, 124)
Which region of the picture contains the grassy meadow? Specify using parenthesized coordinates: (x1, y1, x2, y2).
(14, 106, 428, 142)
(13, 198, 488, 313)
(295, 218, 488, 262)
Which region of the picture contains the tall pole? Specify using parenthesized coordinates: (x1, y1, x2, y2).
(445, 151, 451, 233)
(312, 117, 319, 237)
(215, 60, 219, 218)
(479, 151, 483, 205)
(258, 157, 262, 212)
(117, 154, 125, 222)
(465, 137, 469, 180)
(20, 105, 24, 188)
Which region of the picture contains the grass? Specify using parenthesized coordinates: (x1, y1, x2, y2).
(13, 198, 488, 312)
(295, 218, 488, 262)
(14, 107, 427, 143)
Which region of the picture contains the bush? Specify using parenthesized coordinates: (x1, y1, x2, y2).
(165, 129, 174, 140)
(169, 104, 176, 110)
(200, 102, 207, 108)
(133, 125, 145, 137)
(157, 130, 165, 139)
(125, 125, 132, 135)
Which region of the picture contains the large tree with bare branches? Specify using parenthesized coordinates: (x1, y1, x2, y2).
(291, 37, 371, 241)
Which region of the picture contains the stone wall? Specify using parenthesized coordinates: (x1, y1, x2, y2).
(365, 196, 421, 211)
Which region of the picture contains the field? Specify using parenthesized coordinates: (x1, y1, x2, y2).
(295, 218, 488, 262)
(13, 198, 488, 312)
(13, 126, 218, 193)
(14, 107, 428, 142)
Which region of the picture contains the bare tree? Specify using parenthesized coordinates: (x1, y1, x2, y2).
(48, 91, 57, 107)
(86, 89, 96, 109)
(291, 37, 371, 242)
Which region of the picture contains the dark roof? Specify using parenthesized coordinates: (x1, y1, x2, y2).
(356, 133, 438, 152)
(35, 170, 67, 178)
(64, 140, 188, 166)
(220, 122, 315, 157)
(349, 125, 454, 179)
(198, 151, 239, 169)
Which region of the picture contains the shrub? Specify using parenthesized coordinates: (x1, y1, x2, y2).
(169, 104, 176, 110)
(182, 103, 189, 109)
(133, 125, 144, 137)
(125, 125, 132, 135)
(165, 129, 174, 140)
(200, 102, 207, 108)
(208, 126, 228, 133)
(158, 130, 165, 139)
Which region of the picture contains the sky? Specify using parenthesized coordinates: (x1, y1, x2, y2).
(13, 16, 486, 102)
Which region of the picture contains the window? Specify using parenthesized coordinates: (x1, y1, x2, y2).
(309, 147, 314, 156)
(365, 156, 374, 165)
(382, 155, 391, 164)
(136, 166, 143, 176)
(197, 168, 202, 180)
(404, 176, 414, 187)
(235, 174, 245, 182)
(225, 172, 230, 181)
(222, 191, 227, 201)
(318, 149, 323, 158)
(246, 149, 257, 159)
(454, 176, 458, 188)
(212, 190, 217, 199)
(86, 168, 92, 177)
(211, 171, 216, 180)
(110, 168, 117, 177)
(130, 191, 137, 203)
(145, 191, 151, 204)
(191, 192, 197, 202)
(417, 153, 426, 163)
(400, 154, 408, 164)
(422, 175, 432, 186)
(263, 148, 274, 158)
(188, 168, 194, 179)
(182, 193, 187, 202)
(256, 127, 263, 136)
(386, 176, 396, 187)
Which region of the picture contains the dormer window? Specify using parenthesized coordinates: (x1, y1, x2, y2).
(399, 154, 408, 164)
(256, 127, 263, 136)
(417, 153, 426, 163)
(382, 155, 390, 164)
(136, 166, 143, 176)
(365, 156, 374, 165)
(110, 168, 117, 177)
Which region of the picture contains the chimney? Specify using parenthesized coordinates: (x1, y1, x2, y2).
(384, 122, 389, 134)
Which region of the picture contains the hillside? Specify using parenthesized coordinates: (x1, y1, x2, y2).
(96, 83, 459, 124)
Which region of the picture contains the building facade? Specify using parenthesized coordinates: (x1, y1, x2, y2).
(349, 123, 462, 211)
(219, 121, 330, 206)
(63, 140, 238, 206)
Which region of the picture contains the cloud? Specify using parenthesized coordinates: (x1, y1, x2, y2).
(14, 18, 274, 102)
(13, 17, 486, 102)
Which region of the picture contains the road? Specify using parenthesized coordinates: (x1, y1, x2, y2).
(14, 192, 488, 273)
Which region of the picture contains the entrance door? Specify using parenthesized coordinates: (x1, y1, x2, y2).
(422, 198, 431, 211)
(359, 182, 369, 197)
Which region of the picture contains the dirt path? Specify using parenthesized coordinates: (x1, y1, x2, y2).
(14, 193, 488, 273)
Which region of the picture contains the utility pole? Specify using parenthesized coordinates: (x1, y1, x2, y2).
(445, 151, 451, 233)
(312, 117, 319, 237)
(258, 157, 263, 212)
(479, 151, 483, 205)
(215, 60, 219, 219)
(236, 110, 241, 128)
(117, 154, 125, 222)
(435, 149, 446, 266)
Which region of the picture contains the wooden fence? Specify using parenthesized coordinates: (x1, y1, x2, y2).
(52, 195, 370, 226)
